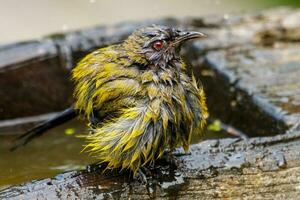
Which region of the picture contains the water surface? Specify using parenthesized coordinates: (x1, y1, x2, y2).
(0, 118, 231, 189)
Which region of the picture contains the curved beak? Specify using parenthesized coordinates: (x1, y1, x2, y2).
(174, 31, 206, 45)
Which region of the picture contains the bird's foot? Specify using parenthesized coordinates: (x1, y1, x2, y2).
(137, 169, 147, 184)
(161, 153, 181, 168)
(136, 167, 151, 184)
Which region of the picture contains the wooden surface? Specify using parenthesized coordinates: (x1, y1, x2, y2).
(1, 7, 300, 199)
(1, 130, 300, 199)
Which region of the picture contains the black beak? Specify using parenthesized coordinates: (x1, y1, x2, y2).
(174, 31, 206, 45)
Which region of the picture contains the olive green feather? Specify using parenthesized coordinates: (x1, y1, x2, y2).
(72, 26, 208, 175)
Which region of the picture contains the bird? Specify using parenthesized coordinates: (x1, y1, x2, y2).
(12, 25, 208, 177)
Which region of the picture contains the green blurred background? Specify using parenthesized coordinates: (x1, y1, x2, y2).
(0, 0, 299, 44)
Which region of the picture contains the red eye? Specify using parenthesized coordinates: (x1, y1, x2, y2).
(153, 40, 164, 50)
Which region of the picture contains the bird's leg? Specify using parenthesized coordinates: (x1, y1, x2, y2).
(136, 169, 147, 184)
(136, 167, 151, 184)
(161, 150, 180, 168)
(136, 167, 152, 184)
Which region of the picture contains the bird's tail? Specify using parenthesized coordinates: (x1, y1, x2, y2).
(10, 107, 77, 151)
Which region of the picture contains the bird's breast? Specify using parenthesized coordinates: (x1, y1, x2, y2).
(139, 68, 195, 126)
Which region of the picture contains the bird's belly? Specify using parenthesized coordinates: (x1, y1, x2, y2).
(143, 81, 202, 151)
(84, 75, 206, 174)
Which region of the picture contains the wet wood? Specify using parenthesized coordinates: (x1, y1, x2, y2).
(0, 43, 72, 119)
(186, 8, 300, 136)
(1, 7, 300, 200)
(1, 130, 300, 199)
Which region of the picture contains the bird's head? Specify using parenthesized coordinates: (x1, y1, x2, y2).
(122, 25, 205, 68)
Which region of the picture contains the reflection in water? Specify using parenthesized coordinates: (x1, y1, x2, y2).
(0, 119, 93, 188)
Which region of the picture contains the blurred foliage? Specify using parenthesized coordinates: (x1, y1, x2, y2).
(255, 0, 300, 7)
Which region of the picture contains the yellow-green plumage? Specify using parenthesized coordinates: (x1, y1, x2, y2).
(72, 26, 208, 175)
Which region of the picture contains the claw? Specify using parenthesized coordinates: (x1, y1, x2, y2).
(136, 169, 148, 184)
(161, 152, 180, 168)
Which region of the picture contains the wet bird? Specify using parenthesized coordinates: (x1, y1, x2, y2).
(13, 26, 208, 176)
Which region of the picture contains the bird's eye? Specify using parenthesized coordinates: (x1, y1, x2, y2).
(153, 40, 164, 50)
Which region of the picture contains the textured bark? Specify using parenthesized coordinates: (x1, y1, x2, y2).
(1, 130, 300, 200)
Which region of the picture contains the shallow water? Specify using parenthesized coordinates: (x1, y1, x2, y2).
(0, 118, 231, 189)
(0, 120, 92, 189)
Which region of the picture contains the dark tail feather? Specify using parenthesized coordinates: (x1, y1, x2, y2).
(10, 107, 77, 151)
